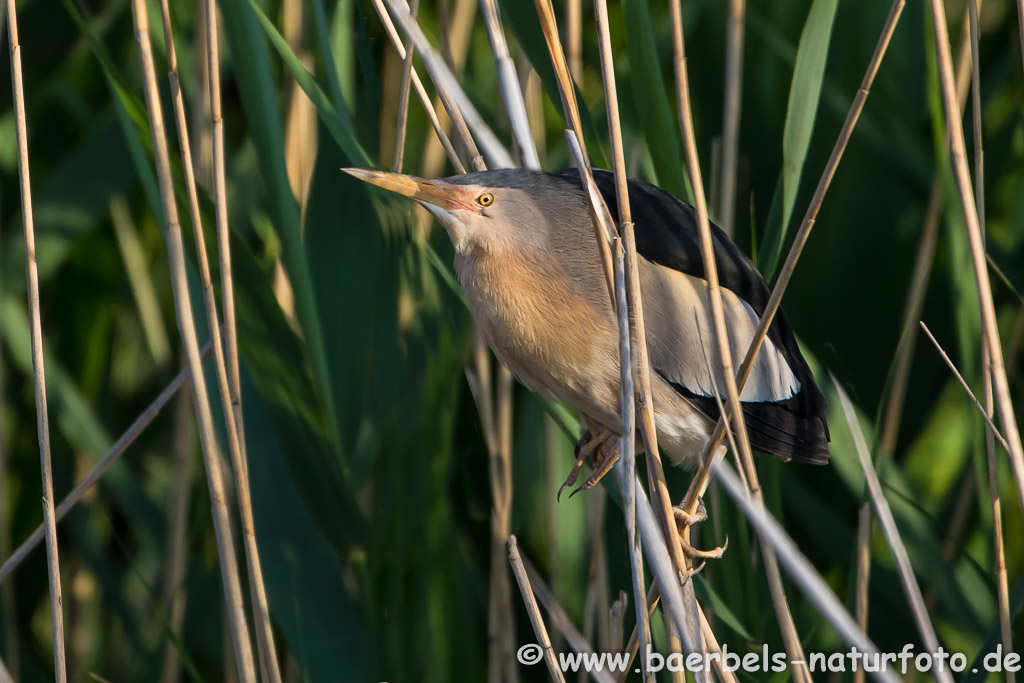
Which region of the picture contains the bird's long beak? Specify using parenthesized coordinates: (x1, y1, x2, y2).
(342, 168, 478, 213)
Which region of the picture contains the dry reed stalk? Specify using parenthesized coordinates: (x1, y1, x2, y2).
(491, 365, 516, 683)
(612, 240, 651, 683)
(533, 0, 614, 299)
(713, 458, 902, 683)
(533, 0, 587, 166)
(520, 552, 616, 683)
(159, 1, 281, 677)
(718, 0, 745, 236)
(834, 379, 953, 683)
(0, 302, 15, 677)
(609, 591, 626, 653)
(966, 3, 1014, 672)
(282, 0, 317, 209)
(567, 0, 581, 84)
(618, 594, 736, 683)
(508, 536, 568, 683)
(920, 324, 1012, 460)
(383, 0, 491, 171)
(0, 346, 210, 583)
(871, 13, 977, 659)
(0, 655, 11, 683)
(480, 0, 541, 170)
(927, 0, 1024, 524)
(667, 3, 810, 679)
(383, 0, 513, 168)
(982, 355, 1015, 683)
(416, 0, 476, 178)
(128, 0, 257, 678)
(6, 2, 66, 677)
(375, 8, 522, 680)
(593, 0, 701, 671)
(160, 368, 196, 683)
(391, 0, 420, 172)
(1017, 0, 1024, 79)
(852, 502, 872, 683)
(370, 0, 464, 173)
(680, 0, 905, 510)
(564, 132, 656, 680)
(580, 486, 610, 654)
(205, 0, 247, 468)
(881, 2, 977, 452)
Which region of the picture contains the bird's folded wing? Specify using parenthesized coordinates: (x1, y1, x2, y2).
(639, 259, 801, 404)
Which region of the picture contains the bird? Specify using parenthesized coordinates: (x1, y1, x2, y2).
(343, 166, 830, 501)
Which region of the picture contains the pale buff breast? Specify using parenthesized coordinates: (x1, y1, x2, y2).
(455, 248, 622, 426)
(453, 248, 716, 467)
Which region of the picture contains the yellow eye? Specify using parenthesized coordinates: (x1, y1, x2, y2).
(478, 192, 494, 207)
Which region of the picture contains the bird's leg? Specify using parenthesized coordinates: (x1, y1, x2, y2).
(558, 428, 612, 501)
(569, 437, 621, 498)
(673, 497, 728, 561)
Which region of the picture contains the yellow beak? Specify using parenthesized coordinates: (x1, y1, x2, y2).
(342, 168, 477, 213)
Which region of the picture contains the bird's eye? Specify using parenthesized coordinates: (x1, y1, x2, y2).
(477, 192, 494, 207)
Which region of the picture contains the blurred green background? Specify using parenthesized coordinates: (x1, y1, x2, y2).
(0, 0, 1021, 680)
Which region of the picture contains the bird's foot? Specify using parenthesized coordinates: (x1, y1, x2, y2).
(558, 429, 612, 501)
(567, 438, 620, 499)
(672, 497, 708, 528)
(673, 497, 728, 565)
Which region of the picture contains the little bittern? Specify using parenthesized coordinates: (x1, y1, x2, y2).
(344, 167, 830, 494)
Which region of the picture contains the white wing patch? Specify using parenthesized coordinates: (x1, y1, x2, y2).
(640, 260, 800, 403)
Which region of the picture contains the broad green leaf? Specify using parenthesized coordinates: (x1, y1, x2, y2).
(496, 0, 609, 169)
(220, 0, 342, 449)
(243, 0, 371, 167)
(762, 0, 838, 280)
(622, 0, 690, 200)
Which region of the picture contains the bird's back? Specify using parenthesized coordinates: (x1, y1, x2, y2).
(546, 169, 831, 465)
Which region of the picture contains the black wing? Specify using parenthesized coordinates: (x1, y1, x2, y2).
(553, 168, 830, 464)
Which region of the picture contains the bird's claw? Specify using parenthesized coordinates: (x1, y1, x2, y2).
(680, 535, 728, 561)
(673, 497, 727, 563)
(557, 429, 613, 501)
(566, 445, 621, 498)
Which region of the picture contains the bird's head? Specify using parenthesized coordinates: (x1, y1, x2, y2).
(342, 167, 550, 255)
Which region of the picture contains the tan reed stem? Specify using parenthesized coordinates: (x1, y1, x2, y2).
(370, 0, 465, 173)
(508, 536, 567, 683)
(521, 551, 617, 683)
(852, 502, 872, 683)
(680, 0, 905, 513)
(128, 0, 257, 678)
(5, 2, 67, 677)
(718, 0, 745, 236)
(160, 365, 196, 683)
(927, 0, 1024, 525)
(968, 2, 1015, 669)
(834, 379, 952, 683)
(920, 324, 1012, 465)
(564, 132, 656, 680)
(480, 0, 541, 170)
(375, 8, 521, 680)
(383, 0, 513, 168)
(532, 0, 613, 299)
(0, 346, 209, 584)
(157, 2, 282, 678)
(392, 0, 420, 172)
(203, 0, 246, 464)
(566, 0, 581, 84)
(668, 2, 809, 679)
(594, 0, 699, 670)
(872, 15, 976, 657)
